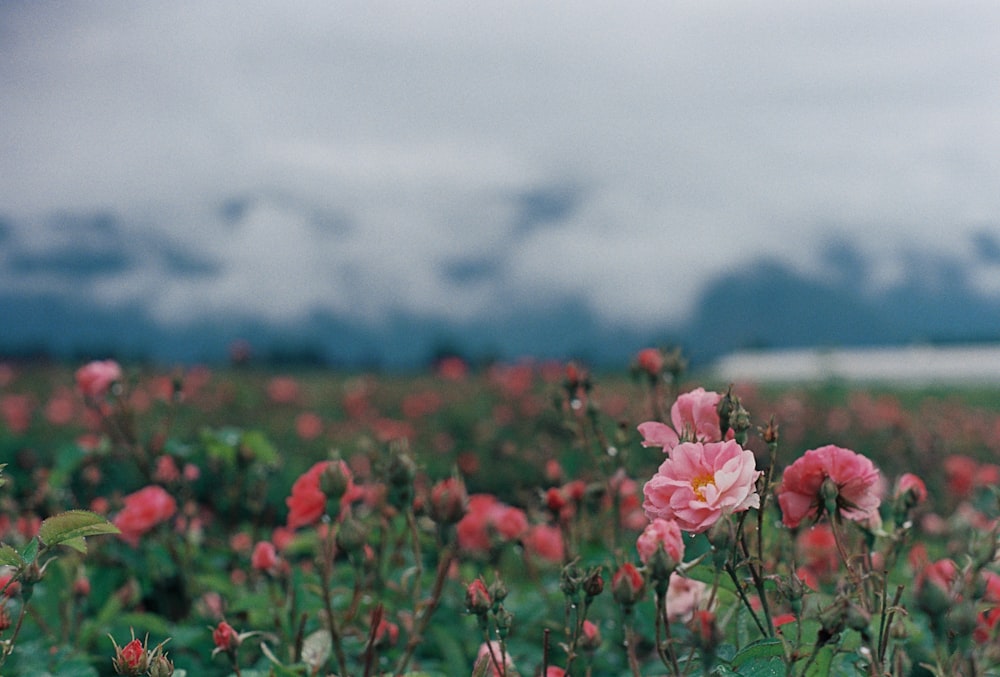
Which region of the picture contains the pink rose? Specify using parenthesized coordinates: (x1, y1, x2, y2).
(75, 360, 122, 399)
(637, 421, 680, 451)
(635, 348, 664, 377)
(636, 518, 685, 567)
(456, 494, 529, 553)
(777, 445, 881, 528)
(642, 440, 761, 533)
(251, 541, 278, 572)
(285, 460, 360, 529)
(114, 485, 177, 546)
(523, 524, 565, 563)
(671, 388, 724, 443)
(665, 573, 710, 622)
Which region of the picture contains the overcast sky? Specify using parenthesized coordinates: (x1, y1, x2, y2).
(3, 1, 1000, 334)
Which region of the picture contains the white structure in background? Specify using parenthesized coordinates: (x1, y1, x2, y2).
(711, 344, 1000, 384)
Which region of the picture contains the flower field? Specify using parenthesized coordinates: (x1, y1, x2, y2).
(3, 352, 1000, 676)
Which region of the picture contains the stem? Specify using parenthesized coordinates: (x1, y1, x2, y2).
(393, 545, 456, 676)
(654, 590, 683, 676)
(830, 515, 870, 612)
(725, 562, 768, 637)
(318, 524, 349, 677)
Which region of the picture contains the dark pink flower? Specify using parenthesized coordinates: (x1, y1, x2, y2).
(636, 518, 684, 567)
(777, 445, 881, 528)
(114, 485, 177, 546)
(523, 524, 565, 563)
(285, 460, 360, 529)
(251, 541, 278, 572)
(635, 348, 664, 377)
(642, 440, 760, 533)
(75, 359, 122, 399)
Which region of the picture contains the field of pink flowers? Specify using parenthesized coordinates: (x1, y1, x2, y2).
(2, 350, 1000, 676)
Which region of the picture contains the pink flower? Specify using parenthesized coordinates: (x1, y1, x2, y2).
(523, 524, 565, 563)
(637, 421, 680, 451)
(636, 518, 685, 567)
(777, 445, 881, 528)
(114, 485, 177, 546)
(635, 348, 664, 377)
(285, 460, 361, 529)
(75, 360, 122, 399)
(665, 573, 710, 622)
(251, 541, 278, 572)
(476, 641, 514, 677)
(456, 494, 529, 553)
(642, 440, 761, 533)
(671, 387, 724, 442)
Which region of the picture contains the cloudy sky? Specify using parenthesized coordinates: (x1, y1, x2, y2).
(3, 1, 1000, 341)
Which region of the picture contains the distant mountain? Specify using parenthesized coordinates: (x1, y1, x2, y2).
(4, 234, 1000, 370)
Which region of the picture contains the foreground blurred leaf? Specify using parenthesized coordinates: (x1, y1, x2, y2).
(39, 510, 120, 553)
(731, 638, 785, 670)
(301, 629, 331, 672)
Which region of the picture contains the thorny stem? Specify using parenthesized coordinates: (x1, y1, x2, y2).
(622, 611, 642, 677)
(393, 545, 456, 676)
(318, 522, 350, 677)
(654, 590, 683, 676)
(725, 562, 769, 638)
(405, 507, 424, 602)
(830, 514, 870, 612)
(878, 585, 905, 665)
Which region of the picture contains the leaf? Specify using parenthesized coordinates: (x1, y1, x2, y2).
(301, 629, 332, 671)
(0, 542, 25, 567)
(241, 429, 278, 465)
(738, 657, 787, 677)
(39, 510, 120, 552)
(731, 638, 785, 669)
(803, 645, 834, 677)
(21, 536, 39, 563)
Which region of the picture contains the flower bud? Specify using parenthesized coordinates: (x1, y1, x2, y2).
(111, 638, 149, 676)
(148, 654, 175, 677)
(688, 610, 721, 656)
(319, 461, 351, 515)
(465, 579, 491, 616)
(488, 574, 509, 610)
(494, 606, 515, 638)
(820, 478, 840, 518)
(583, 566, 605, 600)
(579, 620, 602, 651)
(612, 563, 646, 609)
(560, 562, 583, 599)
(387, 442, 417, 510)
(212, 621, 239, 654)
(336, 516, 368, 554)
(429, 476, 467, 525)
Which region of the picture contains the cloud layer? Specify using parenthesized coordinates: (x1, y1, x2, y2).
(3, 2, 1000, 339)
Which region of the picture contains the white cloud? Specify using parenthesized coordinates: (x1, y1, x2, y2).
(2, 1, 1000, 333)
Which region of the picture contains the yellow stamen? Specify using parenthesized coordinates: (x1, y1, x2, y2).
(691, 473, 715, 502)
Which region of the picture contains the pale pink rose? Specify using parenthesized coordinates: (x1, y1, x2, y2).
(671, 388, 724, 443)
(75, 360, 122, 399)
(637, 421, 680, 451)
(642, 440, 761, 533)
(665, 573, 711, 622)
(636, 518, 685, 567)
(777, 445, 881, 528)
(476, 640, 514, 677)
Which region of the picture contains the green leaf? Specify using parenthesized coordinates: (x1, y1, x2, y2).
(738, 657, 787, 677)
(731, 638, 785, 669)
(0, 542, 25, 566)
(21, 536, 40, 563)
(241, 429, 278, 465)
(803, 645, 834, 677)
(39, 510, 120, 552)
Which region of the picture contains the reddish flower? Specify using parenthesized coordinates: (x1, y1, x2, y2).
(295, 412, 324, 440)
(373, 617, 399, 647)
(777, 445, 881, 528)
(944, 455, 979, 498)
(636, 518, 685, 568)
(476, 641, 514, 677)
(465, 578, 492, 615)
(114, 638, 147, 674)
(546, 668, 566, 677)
(75, 359, 122, 399)
(611, 562, 646, 607)
(795, 524, 838, 579)
(1, 394, 33, 434)
(635, 348, 664, 377)
(523, 524, 565, 563)
(976, 607, 1000, 644)
(579, 619, 602, 650)
(251, 541, 278, 572)
(893, 473, 927, 505)
(212, 621, 238, 652)
(428, 476, 468, 525)
(642, 440, 761, 533)
(456, 494, 528, 553)
(285, 460, 358, 529)
(114, 486, 177, 546)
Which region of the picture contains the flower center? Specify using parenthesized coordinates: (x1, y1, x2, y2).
(691, 473, 715, 502)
